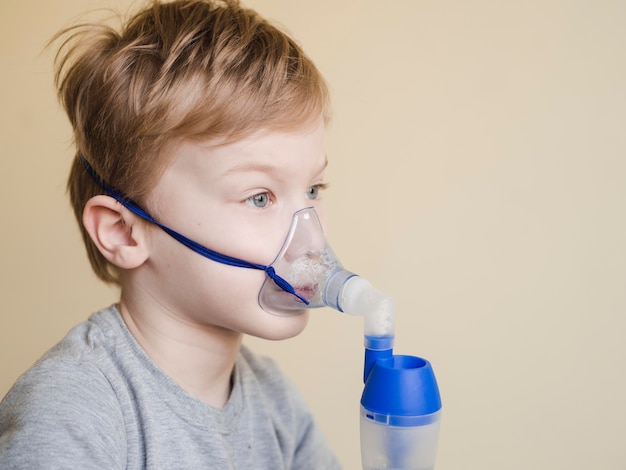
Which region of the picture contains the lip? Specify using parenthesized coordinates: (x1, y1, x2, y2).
(294, 284, 317, 302)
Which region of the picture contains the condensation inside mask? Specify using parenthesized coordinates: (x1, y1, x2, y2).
(258, 207, 348, 315)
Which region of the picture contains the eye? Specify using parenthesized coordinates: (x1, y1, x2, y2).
(306, 183, 328, 200)
(246, 192, 271, 208)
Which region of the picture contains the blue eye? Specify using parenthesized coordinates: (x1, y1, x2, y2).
(306, 184, 327, 200)
(246, 192, 270, 208)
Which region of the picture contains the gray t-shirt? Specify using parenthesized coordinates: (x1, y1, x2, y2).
(0, 305, 341, 469)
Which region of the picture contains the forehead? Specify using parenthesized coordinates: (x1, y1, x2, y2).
(167, 119, 327, 178)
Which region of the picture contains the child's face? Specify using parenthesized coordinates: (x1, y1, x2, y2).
(140, 117, 328, 340)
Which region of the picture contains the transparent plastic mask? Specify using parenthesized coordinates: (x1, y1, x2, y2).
(259, 207, 348, 315)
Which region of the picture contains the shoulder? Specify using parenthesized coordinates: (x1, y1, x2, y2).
(2, 341, 121, 412)
(1, 305, 125, 420)
(0, 307, 126, 467)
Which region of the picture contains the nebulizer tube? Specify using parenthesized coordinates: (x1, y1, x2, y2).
(323, 275, 442, 470)
(258, 208, 442, 470)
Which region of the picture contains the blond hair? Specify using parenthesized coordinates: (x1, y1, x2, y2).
(53, 0, 331, 284)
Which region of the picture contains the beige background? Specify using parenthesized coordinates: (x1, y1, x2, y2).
(2, 0, 625, 468)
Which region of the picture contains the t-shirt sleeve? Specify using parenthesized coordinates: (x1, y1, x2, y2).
(0, 361, 126, 469)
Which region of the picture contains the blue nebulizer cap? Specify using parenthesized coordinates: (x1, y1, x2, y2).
(361, 355, 441, 424)
(360, 351, 442, 470)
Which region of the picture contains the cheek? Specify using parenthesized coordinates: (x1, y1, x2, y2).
(178, 250, 269, 315)
(208, 264, 267, 307)
(195, 211, 296, 266)
(207, 224, 285, 266)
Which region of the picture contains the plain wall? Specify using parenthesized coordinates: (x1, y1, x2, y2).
(1, 1, 625, 468)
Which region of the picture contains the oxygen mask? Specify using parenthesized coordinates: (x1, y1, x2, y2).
(259, 207, 356, 315)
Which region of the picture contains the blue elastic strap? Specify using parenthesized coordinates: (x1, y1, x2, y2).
(80, 156, 309, 305)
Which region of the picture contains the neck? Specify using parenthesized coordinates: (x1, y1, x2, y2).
(118, 291, 242, 408)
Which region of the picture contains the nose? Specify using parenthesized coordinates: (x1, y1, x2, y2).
(282, 208, 328, 262)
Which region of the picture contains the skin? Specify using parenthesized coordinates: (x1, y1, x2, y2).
(82, 116, 328, 407)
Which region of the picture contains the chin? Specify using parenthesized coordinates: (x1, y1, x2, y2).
(252, 310, 310, 341)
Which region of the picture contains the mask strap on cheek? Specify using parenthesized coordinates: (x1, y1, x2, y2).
(79, 156, 309, 305)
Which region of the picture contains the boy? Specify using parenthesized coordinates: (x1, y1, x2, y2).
(0, 0, 341, 468)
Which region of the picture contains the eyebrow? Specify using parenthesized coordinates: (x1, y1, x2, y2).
(223, 156, 328, 177)
(223, 162, 281, 177)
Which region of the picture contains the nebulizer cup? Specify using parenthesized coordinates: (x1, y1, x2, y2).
(258, 207, 442, 469)
(344, 279, 442, 470)
(360, 352, 442, 470)
(332, 276, 442, 469)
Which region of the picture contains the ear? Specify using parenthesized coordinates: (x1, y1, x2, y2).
(82, 195, 150, 270)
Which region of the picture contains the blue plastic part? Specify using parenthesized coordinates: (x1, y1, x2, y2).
(361, 354, 441, 425)
(363, 335, 394, 383)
